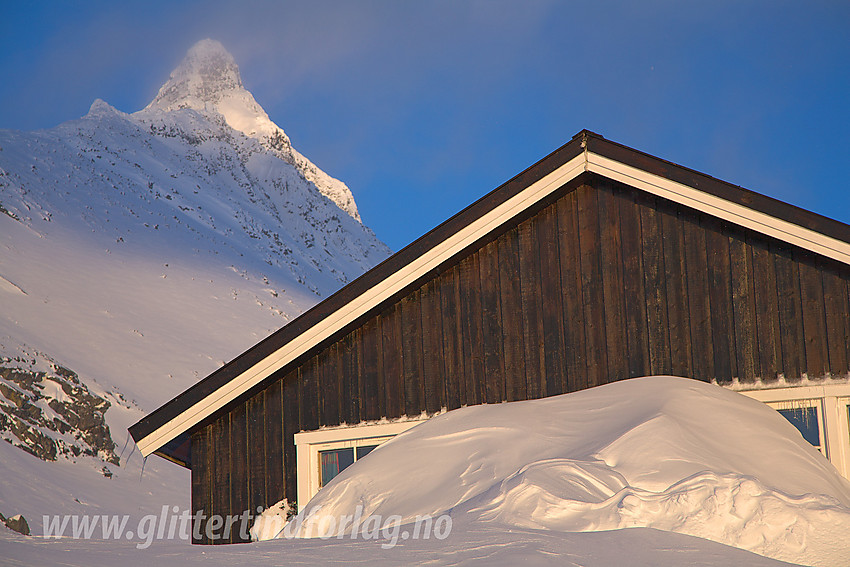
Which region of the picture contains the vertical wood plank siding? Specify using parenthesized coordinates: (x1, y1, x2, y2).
(192, 177, 850, 543)
(190, 425, 211, 544)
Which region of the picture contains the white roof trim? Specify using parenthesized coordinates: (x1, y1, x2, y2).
(293, 419, 427, 446)
(137, 148, 850, 457)
(733, 383, 850, 402)
(586, 154, 850, 265)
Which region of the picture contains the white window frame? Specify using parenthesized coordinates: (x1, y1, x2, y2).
(834, 395, 850, 479)
(293, 419, 427, 511)
(735, 383, 850, 479)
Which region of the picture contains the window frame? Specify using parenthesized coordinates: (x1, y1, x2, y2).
(294, 419, 428, 511)
(735, 383, 850, 479)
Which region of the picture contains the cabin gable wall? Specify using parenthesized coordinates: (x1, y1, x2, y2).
(192, 176, 850, 543)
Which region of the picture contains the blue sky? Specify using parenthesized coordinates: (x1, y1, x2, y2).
(1, 1, 848, 251)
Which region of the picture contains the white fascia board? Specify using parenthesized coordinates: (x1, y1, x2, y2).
(736, 383, 850, 403)
(586, 153, 850, 265)
(294, 419, 426, 446)
(135, 154, 588, 456)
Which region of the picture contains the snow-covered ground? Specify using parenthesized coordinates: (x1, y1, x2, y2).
(6, 376, 845, 566)
(0, 523, 800, 566)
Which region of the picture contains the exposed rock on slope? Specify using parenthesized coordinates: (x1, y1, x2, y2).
(0, 352, 118, 466)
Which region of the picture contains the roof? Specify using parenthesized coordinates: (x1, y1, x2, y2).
(129, 130, 850, 466)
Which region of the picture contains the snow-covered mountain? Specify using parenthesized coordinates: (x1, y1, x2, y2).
(144, 39, 361, 222)
(0, 39, 390, 532)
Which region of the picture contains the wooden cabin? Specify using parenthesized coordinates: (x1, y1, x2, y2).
(130, 131, 850, 544)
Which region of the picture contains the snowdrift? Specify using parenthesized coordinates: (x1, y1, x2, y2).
(279, 376, 850, 566)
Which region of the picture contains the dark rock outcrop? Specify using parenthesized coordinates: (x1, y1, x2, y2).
(0, 362, 118, 465)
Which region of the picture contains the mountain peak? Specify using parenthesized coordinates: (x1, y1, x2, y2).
(84, 98, 120, 118)
(145, 39, 243, 112)
(140, 40, 363, 222)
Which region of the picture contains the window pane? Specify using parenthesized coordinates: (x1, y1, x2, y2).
(339, 447, 355, 471)
(778, 407, 820, 447)
(356, 445, 378, 460)
(320, 448, 354, 486)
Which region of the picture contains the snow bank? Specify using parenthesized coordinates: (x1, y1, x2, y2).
(249, 499, 294, 542)
(282, 376, 850, 566)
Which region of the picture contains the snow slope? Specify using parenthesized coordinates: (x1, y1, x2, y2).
(284, 377, 850, 566)
(0, 39, 389, 532)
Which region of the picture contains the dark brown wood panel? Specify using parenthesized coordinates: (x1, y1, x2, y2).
(298, 357, 319, 432)
(639, 195, 671, 375)
(331, 343, 345, 424)
(210, 413, 230, 544)
(281, 370, 299, 506)
(577, 185, 608, 387)
(479, 240, 506, 403)
(439, 266, 465, 409)
(751, 240, 782, 381)
(617, 187, 650, 379)
(704, 220, 735, 382)
(774, 246, 806, 381)
(380, 303, 404, 419)
(401, 291, 426, 414)
(264, 379, 284, 509)
(844, 276, 850, 372)
(497, 229, 527, 401)
(822, 268, 850, 376)
(661, 207, 693, 378)
(317, 348, 339, 427)
(458, 253, 484, 406)
(597, 183, 628, 382)
(359, 319, 381, 419)
(537, 203, 568, 395)
(681, 214, 714, 381)
(797, 257, 829, 379)
(729, 234, 758, 382)
(246, 393, 267, 525)
(421, 279, 445, 413)
(191, 426, 211, 544)
(518, 216, 546, 398)
(556, 189, 587, 391)
(338, 332, 359, 424)
(228, 404, 249, 543)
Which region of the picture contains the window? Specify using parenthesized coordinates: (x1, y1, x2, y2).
(776, 406, 821, 450)
(294, 419, 430, 511)
(319, 444, 378, 487)
(320, 448, 354, 486)
(762, 399, 827, 455)
(734, 383, 850, 480)
(357, 444, 377, 459)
